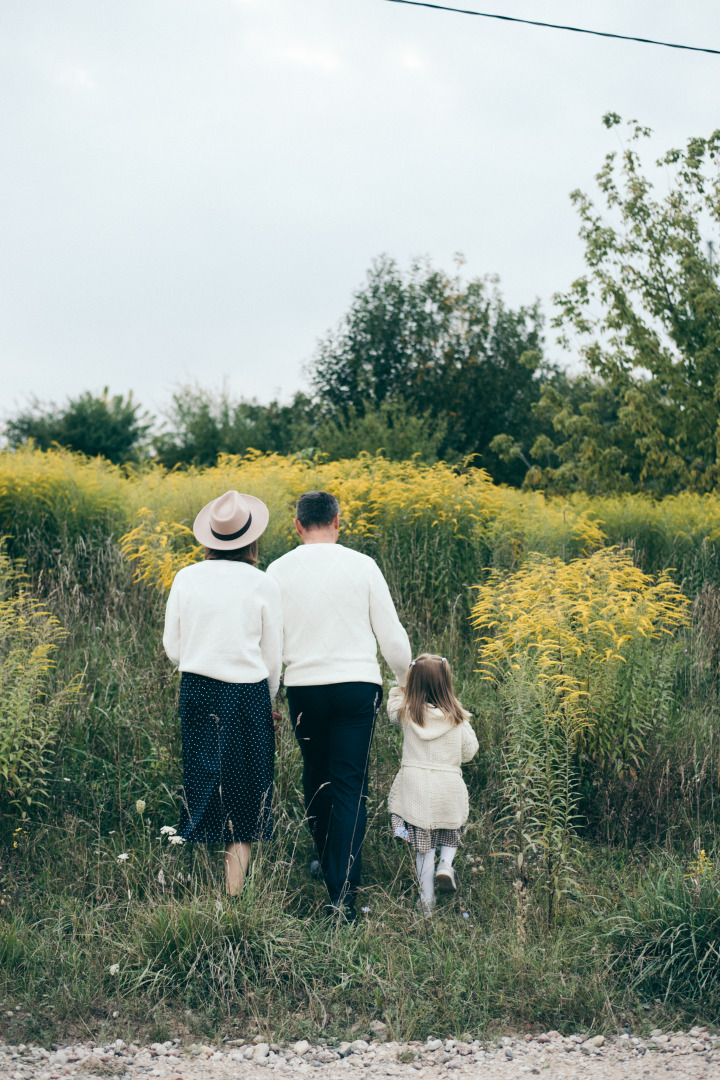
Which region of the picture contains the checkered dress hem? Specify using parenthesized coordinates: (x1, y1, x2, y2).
(390, 813, 463, 854)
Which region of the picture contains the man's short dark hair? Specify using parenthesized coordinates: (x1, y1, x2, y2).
(296, 491, 340, 530)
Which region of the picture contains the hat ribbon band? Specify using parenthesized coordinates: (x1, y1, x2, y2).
(210, 512, 253, 542)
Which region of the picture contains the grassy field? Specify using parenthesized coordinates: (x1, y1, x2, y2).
(1, 449, 720, 1047)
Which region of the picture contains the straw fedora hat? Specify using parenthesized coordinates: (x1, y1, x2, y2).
(193, 490, 269, 550)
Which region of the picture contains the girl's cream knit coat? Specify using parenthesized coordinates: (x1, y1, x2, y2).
(386, 685, 479, 831)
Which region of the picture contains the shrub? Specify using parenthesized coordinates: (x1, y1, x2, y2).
(4, 389, 150, 464)
(472, 548, 690, 776)
(0, 445, 128, 553)
(473, 549, 690, 923)
(117, 451, 603, 643)
(0, 547, 80, 816)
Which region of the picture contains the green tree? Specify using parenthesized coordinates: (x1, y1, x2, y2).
(5, 389, 150, 464)
(542, 115, 720, 494)
(314, 398, 446, 463)
(491, 372, 645, 494)
(153, 385, 316, 468)
(309, 255, 551, 483)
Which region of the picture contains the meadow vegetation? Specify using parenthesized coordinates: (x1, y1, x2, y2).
(1, 446, 720, 1049)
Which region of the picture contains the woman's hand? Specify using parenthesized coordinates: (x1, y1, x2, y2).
(272, 710, 283, 731)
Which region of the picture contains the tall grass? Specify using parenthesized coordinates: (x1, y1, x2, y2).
(606, 852, 720, 1004)
(2, 448, 720, 1041)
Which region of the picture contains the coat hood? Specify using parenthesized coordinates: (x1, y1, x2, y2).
(406, 706, 458, 741)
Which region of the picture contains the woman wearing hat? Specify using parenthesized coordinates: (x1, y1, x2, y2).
(163, 490, 282, 896)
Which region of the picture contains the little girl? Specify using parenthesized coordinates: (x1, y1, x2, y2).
(387, 654, 478, 915)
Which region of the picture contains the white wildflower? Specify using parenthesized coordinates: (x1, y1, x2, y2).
(116, 853, 129, 862)
(109, 964, 120, 975)
(168, 835, 185, 845)
(157, 869, 166, 886)
(135, 799, 146, 814)
(160, 825, 177, 836)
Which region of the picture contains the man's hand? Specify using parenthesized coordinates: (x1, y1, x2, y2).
(272, 710, 283, 731)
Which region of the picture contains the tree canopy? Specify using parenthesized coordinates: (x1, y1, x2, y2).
(496, 115, 720, 494)
(309, 255, 552, 483)
(5, 389, 150, 464)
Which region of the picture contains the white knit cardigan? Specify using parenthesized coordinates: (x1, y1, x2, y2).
(386, 686, 479, 831)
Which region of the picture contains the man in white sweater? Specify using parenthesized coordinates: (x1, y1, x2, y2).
(267, 490, 411, 920)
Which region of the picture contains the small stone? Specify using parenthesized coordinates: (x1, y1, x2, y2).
(351, 1040, 370, 1053)
(337, 1043, 352, 1058)
(294, 1041, 311, 1057)
(114, 1040, 126, 1052)
(524, 1035, 533, 1043)
(590, 1035, 605, 1047)
(504, 1047, 514, 1060)
(425, 1040, 442, 1052)
(254, 1043, 270, 1060)
(243, 1047, 255, 1059)
(546, 1031, 560, 1039)
(369, 1021, 387, 1035)
(536, 1035, 550, 1044)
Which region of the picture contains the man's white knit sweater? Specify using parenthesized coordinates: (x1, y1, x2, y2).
(266, 542, 411, 687)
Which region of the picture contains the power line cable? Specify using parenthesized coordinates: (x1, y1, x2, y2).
(382, 0, 720, 55)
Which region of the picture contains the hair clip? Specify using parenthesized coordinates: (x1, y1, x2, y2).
(409, 660, 416, 666)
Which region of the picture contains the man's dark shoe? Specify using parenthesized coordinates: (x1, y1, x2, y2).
(326, 900, 356, 925)
(309, 859, 323, 880)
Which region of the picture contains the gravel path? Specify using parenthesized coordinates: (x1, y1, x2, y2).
(2, 1029, 719, 1080)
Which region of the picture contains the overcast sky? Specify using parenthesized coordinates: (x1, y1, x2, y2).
(1, 0, 719, 417)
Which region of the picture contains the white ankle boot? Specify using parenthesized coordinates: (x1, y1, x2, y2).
(435, 860, 457, 892)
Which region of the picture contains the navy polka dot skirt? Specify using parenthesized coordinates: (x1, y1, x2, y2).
(178, 673, 274, 844)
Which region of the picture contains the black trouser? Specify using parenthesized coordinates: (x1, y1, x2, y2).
(287, 682, 382, 909)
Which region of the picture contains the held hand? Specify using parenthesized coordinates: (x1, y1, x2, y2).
(272, 709, 283, 731)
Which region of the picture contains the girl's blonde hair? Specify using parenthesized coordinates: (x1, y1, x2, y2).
(401, 653, 467, 728)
